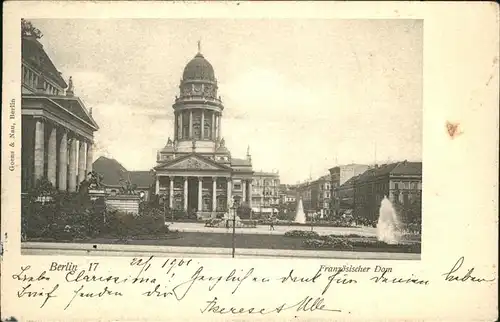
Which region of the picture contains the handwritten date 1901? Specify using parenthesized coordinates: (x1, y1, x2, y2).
(201, 296, 341, 315)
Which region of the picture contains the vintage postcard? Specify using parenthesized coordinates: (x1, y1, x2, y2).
(1, 2, 498, 321)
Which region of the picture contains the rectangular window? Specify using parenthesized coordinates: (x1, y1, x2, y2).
(182, 111, 189, 138)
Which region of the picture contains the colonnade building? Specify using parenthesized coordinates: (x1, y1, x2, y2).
(21, 33, 98, 193)
(153, 47, 254, 218)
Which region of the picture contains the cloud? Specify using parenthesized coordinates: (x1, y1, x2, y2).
(33, 19, 422, 183)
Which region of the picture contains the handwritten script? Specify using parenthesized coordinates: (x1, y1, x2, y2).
(8, 256, 495, 316)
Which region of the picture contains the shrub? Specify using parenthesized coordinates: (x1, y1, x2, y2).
(303, 237, 353, 249)
(284, 230, 320, 239)
(104, 210, 169, 238)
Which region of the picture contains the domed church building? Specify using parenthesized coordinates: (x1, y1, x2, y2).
(153, 44, 253, 218)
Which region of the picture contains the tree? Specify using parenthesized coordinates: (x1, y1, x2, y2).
(21, 19, 43, 39)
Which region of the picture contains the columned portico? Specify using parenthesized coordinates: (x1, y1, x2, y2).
(21, 35, 99, 194)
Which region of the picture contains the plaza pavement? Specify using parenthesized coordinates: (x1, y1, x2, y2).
(166, 222, 379, 237)
(22, 242, 420, 260)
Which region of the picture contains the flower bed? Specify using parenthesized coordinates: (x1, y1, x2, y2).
(302, 235, 421, 252)
(284, 230, 320, 239)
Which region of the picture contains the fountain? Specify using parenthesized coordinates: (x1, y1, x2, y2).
(376, 196, 401, 244)
(295, 198, 307, 224)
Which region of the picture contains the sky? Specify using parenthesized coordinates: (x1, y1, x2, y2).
(33, 19, 423, 184)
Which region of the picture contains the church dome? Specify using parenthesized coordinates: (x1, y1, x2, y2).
(182, 53, 215, 81)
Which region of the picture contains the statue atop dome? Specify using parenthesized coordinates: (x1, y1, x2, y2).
(166, 137, 173, 146)
(220, 138, 225, 147)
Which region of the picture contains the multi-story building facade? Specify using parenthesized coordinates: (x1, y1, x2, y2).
(296, 175, 331, 217)
(334, 174, 361, 217)
(251, 171, 280, 215)
(278, 184, 297, 205)
(353, 161, 422, 224)
(21, 20, 99, 193)
(329, 164, 369, 217)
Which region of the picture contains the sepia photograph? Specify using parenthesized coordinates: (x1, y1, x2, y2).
(20, 18, 423, 259)
(3, 3, 498, 321)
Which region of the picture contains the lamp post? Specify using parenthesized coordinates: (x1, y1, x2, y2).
(231, 198, 238, 258)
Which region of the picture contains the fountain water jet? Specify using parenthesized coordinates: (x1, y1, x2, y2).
(376, 196, 401, 244)
(295, 198, 306, 224)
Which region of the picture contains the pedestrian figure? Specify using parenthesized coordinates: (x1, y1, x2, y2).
(270, 217, 275, 231)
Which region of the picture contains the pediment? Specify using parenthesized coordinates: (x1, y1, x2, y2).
(156, 154, 231, 171)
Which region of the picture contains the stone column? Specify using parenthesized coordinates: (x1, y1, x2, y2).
(174, 113, 178, 141)
(211, 112, 216, 140)
(248, 181, 253, 208)
(58, 129, 68, 191)
(169, 177, 174, 208)
(78, 140, 86, 184)
(217, 114, 221, 140)
(47, 124, 57, 187)
(86, 141, 93, 174)
(189, 110, 193, 139)
(201, 110, 205, 140)
(212, 177, 217, 211)
(68, 137, 78, 192)
(226, 178, 232, 210)
(33, 118, 45, 183)
(155, 176, 160, 194)
(198, 177, 203, 211)
(242, 180, 247, 203)
(183, 176, 188, 211)
(179, 112, 183, 139)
